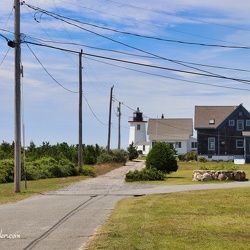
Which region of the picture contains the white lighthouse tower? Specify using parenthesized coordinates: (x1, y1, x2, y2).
(128, 107, 147, 146)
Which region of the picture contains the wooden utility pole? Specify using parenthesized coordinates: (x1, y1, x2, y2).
(14, 0, 21, 193)
(107, 86, 114, 154)
(78, 49, 83, 173)
(118, 102, 121, 149)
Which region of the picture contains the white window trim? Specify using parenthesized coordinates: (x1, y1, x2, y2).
(236, 140, 244, 148)
(208, 137, 215, 150)
(237, 120, 244, 131)
(246, 120, 250, 126)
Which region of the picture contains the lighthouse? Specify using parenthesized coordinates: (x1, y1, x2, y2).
(128, 107, 147, 146)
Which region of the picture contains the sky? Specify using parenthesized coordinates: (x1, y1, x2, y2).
(1, 0, 250, 149)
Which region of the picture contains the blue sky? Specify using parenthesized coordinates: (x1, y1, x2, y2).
(1, 0, 250, 149)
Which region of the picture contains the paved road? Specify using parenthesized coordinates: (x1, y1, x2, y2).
(0, 161, 249, 250)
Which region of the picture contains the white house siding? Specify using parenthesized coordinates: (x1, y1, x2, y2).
(128, 122, 147, 145)
(149, 136, 197, 155)
(136, 144, 150, 156)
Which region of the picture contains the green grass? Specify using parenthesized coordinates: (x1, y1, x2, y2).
(0, 176, 89, 204)
(85, 161, 250, 249)
(86, 187, 250, 250)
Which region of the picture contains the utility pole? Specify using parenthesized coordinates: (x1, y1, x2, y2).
(118, 102, 121, 149)
(107, 85, 114, 154)
(78, 49, 83, 173)
(14, 0, 21, 193)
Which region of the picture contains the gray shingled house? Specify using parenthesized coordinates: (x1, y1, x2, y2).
(194, 104, 250, 162)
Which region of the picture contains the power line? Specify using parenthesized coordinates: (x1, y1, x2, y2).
(85, 56, 250, 92)
(83, 95, 107, 125)
(23, 34, 250, 74)
(23, 4, 250, 86)
(104, 0, 250, 33)
(25, 41, 250, 90)
(60, 0, 250, 45)
(24, 41, 250, 85)
(26, 43, 78, 93)
(0, 47, 10, 66)
(24, 3, 250, 50)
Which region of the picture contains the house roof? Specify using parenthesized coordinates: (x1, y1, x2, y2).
(194, 105, 238, 129)
(147, 118, 193, 141)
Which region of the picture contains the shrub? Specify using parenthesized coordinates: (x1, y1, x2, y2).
(198, 157, 207, 162)
(127, 142, 139, 161)
(146, 142, 178, 174)
(25, 157, 78, 180)
(0, 159, 14, 183)
(81, 165, 96, 177)
(183, 150, 197, 161)
(125, 168, 166, 182)
(97, 149, 128, 164)
(97, 153, 115, 164)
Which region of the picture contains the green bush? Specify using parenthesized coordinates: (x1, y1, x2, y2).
(0, 159, 14, 183)
(125, 168, 166, 182)
(25, 157, 78, 180)
(127, 142, 139, 161)
(183, 150, 197, 161)
(81, 165, 96, 177)
(146, 142, 178, 174)
(198, 157, 207, 162)
(97, 149, 128, 164)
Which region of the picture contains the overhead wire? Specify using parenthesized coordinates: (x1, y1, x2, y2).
(23, 40, 250, 93)
(83, 56, 250, 92)
(104, 0, 250, 32)
(23, 3, 250, 86)
(26, 43, 78, 93)
(23, 41, 250, 85)
(60, 0, 250, 46)
(23, 34, 250, 73)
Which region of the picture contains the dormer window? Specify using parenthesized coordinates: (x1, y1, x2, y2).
(239, 112, 243, 116)
(209, 119, 215, 125)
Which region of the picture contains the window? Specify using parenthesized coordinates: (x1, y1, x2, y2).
(246, 120, 250, 126)
(237, 120, 244, 131)
(191, 142, 197, 148)
(208, 137, 215, 150)
(143, 145, 145, 151)
(239, 112, 243, 116)
(209, 119, 215, 125)
(228, 120, 235, 126)
(236, 140, 244, 148)
(137, 124, 141, 130)
(175, 142, 181, 148)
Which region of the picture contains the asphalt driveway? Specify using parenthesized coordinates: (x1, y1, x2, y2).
(0, 160, 249, 250)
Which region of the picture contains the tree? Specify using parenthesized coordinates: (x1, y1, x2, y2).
(146, 142, 178, 174)
(127, 142, 139, 161)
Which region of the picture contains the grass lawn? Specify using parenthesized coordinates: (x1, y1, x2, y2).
(85, 161, 250, 249)
(0, 176, 89, 204)
(0, 162, 123, 204)
(86, 187, 250, 250)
